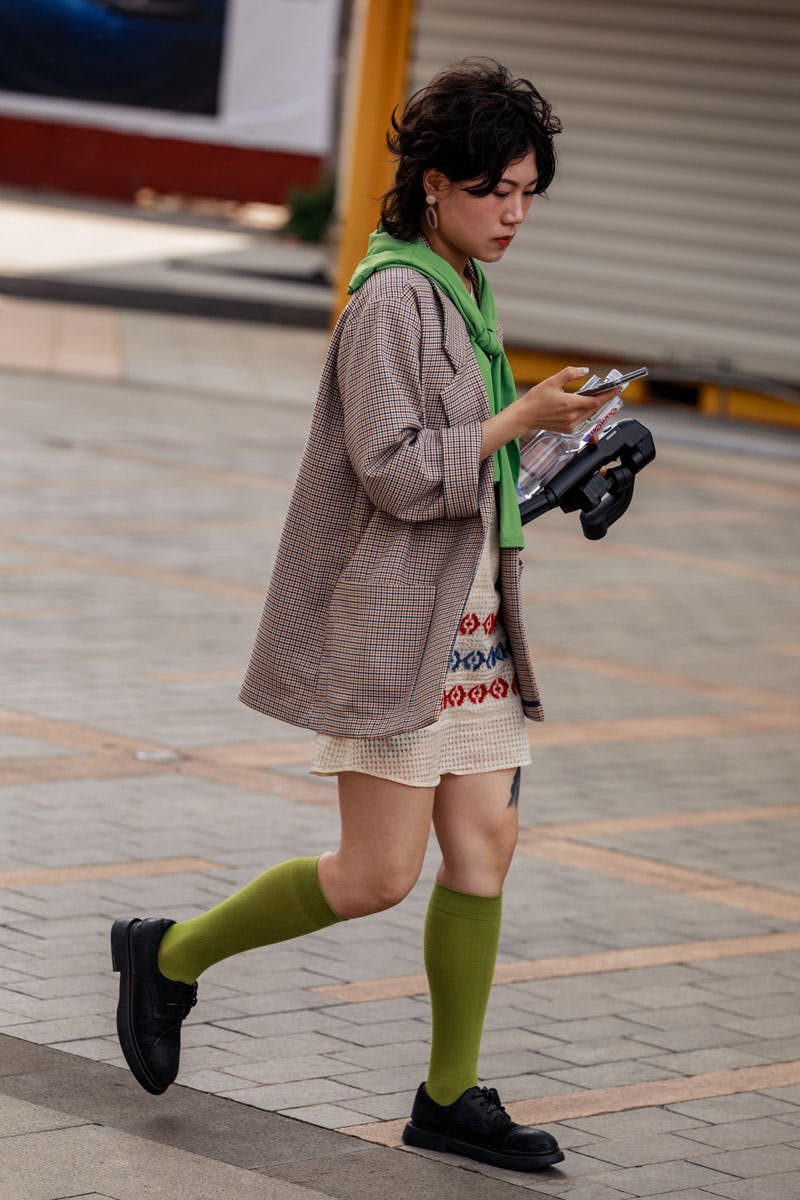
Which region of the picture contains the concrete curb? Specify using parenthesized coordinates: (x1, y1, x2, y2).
(0, 1033, 553, 1200)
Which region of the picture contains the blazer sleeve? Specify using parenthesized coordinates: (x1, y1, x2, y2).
(338, 289, 483, 522)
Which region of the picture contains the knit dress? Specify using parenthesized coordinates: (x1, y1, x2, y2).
(310, 502, 532, 787)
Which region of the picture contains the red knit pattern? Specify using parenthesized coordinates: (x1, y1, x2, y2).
(441, 675, 519, 710)
(459, 611, 498, 636)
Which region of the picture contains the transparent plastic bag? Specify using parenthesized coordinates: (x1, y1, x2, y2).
(516, 369, 628, 501)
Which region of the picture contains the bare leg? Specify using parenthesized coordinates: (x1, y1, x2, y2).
(433, 767, 519, 895)
(318, 771, 436, 919)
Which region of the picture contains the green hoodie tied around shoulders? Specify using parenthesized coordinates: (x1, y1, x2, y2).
(347, 230, 524, 550)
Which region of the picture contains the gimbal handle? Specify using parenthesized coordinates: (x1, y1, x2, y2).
(519, 419, 656, 539)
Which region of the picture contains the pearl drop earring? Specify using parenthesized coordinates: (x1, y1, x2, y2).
(425, 194, 438, 231)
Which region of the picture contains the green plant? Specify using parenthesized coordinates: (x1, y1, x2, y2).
(280, 174, 336, 243)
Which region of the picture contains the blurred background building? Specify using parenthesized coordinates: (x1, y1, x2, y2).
(0, 0, 342, 202)
(1, 0, 798, 426)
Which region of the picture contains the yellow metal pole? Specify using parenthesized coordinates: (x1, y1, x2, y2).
(331, 0, 416, 318)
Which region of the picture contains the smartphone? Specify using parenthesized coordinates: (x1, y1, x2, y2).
(577, 367, 648, 397)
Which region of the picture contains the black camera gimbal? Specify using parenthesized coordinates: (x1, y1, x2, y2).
(519, 418, 656, 539)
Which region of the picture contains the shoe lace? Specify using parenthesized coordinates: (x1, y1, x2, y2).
(475, 1086, 511, 1128)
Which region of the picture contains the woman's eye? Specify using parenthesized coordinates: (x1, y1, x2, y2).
(494, 191, 511, 199)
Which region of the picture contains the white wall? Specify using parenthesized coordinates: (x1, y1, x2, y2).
(0, 0, 341, 154)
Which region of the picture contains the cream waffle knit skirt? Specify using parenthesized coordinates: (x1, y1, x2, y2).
(310, 506, 532, 787)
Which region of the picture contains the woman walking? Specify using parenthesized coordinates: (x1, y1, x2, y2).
(111, 59, 607, 1173)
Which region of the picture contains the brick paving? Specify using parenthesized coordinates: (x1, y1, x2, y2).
(1, 296, 800, 1196)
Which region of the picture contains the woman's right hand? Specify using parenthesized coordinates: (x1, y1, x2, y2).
(516, 366, 616, 436)
(480, 366, 619, 463)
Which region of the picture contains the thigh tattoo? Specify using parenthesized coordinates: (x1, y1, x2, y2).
(508, 767, 521, 808)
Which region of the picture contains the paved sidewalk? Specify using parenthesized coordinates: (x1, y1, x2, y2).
(1, 299, 799, 1198)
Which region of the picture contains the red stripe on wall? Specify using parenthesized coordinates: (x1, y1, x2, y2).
(0, 114, 322, 204)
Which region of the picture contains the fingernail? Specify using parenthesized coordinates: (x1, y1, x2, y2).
(577, 367, 589, 375)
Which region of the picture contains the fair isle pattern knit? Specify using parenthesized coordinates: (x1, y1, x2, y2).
(310, 505, 531, 787)
(441, 610, 519, 712)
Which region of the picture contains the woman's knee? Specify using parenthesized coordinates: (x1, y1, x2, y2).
(355, 865, 419, 915)
(472, 812, 519, 867)
(438, 818, 518, 895)
(325, 857, 421, 919)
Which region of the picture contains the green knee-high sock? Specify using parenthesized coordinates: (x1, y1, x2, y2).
(424, 882, 502, 1107)
(157, 856, 341, 984)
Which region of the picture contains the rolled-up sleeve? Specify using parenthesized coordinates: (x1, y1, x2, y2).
(338, 290, 483, 522)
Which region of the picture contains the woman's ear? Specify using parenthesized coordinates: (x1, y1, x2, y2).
(422, 169, 450, 201)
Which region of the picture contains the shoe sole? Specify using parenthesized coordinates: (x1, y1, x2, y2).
(402, 1120, 565, 1172)
(111, 918, 167, 1096)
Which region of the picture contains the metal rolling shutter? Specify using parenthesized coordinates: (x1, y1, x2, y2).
(409, 0, 800, 385)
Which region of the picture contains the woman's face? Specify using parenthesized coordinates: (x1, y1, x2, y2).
(423, 150, 539, 274)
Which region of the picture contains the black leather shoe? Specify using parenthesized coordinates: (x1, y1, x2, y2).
(111, 917, 197, 1095)
(402, 1083, 565, 1172)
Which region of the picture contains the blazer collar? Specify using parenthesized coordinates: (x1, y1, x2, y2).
(417, 235, 476, 372)
(441, 292, 469, 371)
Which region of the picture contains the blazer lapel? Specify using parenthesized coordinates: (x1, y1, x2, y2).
(440, 289, 469, 372)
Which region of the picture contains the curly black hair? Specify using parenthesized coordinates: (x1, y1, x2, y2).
(381, 59, 561, 241)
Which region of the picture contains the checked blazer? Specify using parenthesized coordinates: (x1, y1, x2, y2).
(240, 266, 543, 738)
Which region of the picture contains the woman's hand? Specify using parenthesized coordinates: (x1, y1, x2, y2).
(516, 366, 615, 435)
(480, 366, 618, 462)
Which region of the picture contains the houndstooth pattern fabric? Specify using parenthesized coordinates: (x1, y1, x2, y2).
(240, 266, 543, 738)
(311, 503, 531, 786)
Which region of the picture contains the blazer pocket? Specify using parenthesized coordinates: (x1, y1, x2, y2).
(439, 364, 489, 428)
(321, 581, 437, 716)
